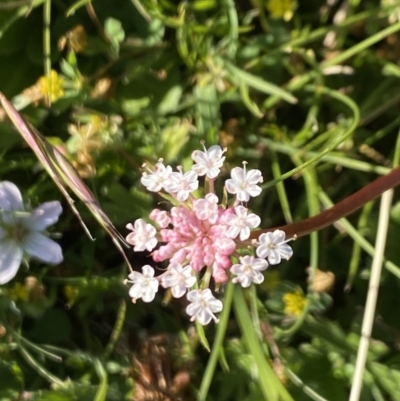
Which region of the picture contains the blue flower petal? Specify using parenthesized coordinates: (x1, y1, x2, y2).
(0, 241, 23, 284)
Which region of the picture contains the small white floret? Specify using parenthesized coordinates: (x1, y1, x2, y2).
(126, 219, 158, 252)
(225, 164, 263, 202)
(225, 205, 261, 241)
(256, 229, 294, 265)
(126, 265, 159, 303)
(191, 144, 226, 179)
(164, 169, 199, 201)
(230, 255, 268, 287)
(186, 288, 223, 325)
(141, 160, 173, 192)
(160, 263, 197, 298)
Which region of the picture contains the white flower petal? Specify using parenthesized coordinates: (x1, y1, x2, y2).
(246, 213, 261, 228)
(142, 285, 158, 302)
(129, 283, 145, 300)
(170, 285, 186, 298)
(236, 190, 250, 202)
(239, 227, 251, 241)
(0, 241, 23, 284)
(246, 169, 263, 184)
(227, 226, 241, 239)
(256, 244, 269, 259)
(186, 302, 202, 316)
(24, 201, 63, 231)
(252, 272, 264, 285)
(127, 271, 143, 281)
(196, 310, 213, 325)
(230, 167, 245, 182)
(142, 264, 155, 277)
(22, 232, 63, 264)
(0, 181, 24, 212)
(267, 251, 282, 265)
(271, 229, 286, 243)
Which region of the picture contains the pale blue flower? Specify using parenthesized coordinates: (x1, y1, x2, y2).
(0, 181, 63, 284)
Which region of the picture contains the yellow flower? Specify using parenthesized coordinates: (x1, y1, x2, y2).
(6, 282, 29, 302)
(283, 289, 306, 316)
(38, 70, 64, 102)
(267, 0, 297, 21)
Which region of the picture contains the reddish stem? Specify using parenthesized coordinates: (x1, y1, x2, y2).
(249, 166, 400, 239)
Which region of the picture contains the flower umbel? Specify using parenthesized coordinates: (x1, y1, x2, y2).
(0, 181, 63, 285)
(124, 144, 295, 325)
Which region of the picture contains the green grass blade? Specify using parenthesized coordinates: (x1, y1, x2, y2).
(223, 60, 298, 105)
(234, 287, 294, 401)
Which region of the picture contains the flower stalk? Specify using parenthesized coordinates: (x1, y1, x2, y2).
(250, 164, 400, 239)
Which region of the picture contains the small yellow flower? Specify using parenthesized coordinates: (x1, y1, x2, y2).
(6, 282, 29, 302)
(267, 0, 297, 21)
(38, 70, 64, 103)
(283, 289, 306, 316)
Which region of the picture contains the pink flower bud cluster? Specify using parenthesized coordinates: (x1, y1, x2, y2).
(152, 205, 235, 283)
(124, 143, 295, 325)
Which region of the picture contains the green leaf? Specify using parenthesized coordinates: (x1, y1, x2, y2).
(223, 60, 297, 105)
(234, 287, 294, 401)
(194, 83, 221, 141)
(390, 201, 400, 223)
(31, 384, 100, 401)
(159, 120, 190, 163)
(0, 360, 24, 401)
(370, 362, 400, 399)
(66, 0, 93, 16)
(302, 318, 357, 353)
(157, 84, 183, 115)
(104, 18, 125, 55)
(196, 321, 210, 352)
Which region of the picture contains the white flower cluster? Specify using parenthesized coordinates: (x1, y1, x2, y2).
(0, 181, 63, 285)
(125, 144, 295, 325)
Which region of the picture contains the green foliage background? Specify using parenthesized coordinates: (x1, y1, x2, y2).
(1, 0, 400, 400)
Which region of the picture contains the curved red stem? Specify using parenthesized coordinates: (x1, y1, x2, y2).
(249, 166, 400, 239)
